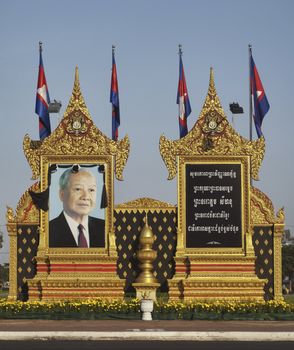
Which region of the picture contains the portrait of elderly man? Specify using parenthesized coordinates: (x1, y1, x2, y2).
(49, 168, 105, 248)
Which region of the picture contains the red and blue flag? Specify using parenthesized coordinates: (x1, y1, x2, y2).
(250, 54, 270, 138)
(35, 47, 51, 140)
(177, 55, 191, 138)
(110, 49, 120, 141)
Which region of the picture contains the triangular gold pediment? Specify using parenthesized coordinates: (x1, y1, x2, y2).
(159, 68, 265, 180)
(23, 67, 130, 181)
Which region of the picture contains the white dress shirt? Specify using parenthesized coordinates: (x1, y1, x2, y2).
(63, 211, 90, 247)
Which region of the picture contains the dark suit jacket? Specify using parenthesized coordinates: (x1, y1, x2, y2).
(49, 212, 105, 248)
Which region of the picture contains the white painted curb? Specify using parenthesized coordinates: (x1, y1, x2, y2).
(0, 331, 294, 341)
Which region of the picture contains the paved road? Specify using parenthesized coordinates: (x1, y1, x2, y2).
(1, 341, 294, 350)
(1, 319, 294, 332)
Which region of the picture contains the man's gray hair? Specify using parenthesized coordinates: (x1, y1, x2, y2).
(59, 168, 94, 190)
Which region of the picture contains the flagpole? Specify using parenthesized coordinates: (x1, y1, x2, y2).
(249, 44, 253, 187)
(178, 44, 183, 57)
(249, 44, 253, 142)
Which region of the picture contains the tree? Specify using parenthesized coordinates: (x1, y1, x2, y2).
(0, 231, 3, 249)
(0, 264, 9, 283)
(282, 245, 294, 293)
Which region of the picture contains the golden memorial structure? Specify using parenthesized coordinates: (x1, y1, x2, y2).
(6, 65, 284, 302)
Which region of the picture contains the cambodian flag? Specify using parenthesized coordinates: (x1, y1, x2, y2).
(110, 49, 120, 141)
(177, 55, 191, 138)
(35, 47, 51, 140)
(250, 54, 270, 138)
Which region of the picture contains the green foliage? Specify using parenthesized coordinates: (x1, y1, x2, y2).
(282, 245, 294, 280)
(0, 298, 293, 320)
(0, 264, 9, 283)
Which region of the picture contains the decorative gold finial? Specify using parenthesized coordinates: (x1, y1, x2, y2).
(134, 217, 159, 284)
(74, 66, 80, 91)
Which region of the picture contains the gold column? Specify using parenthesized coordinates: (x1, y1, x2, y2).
(6, 207, 17, 301)
(273, 222, 284, 300)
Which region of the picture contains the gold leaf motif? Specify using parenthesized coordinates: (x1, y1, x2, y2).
(6, 206, 16, 223)
(115, 197, 175, 210)
(251, 187, 276, 225)
(159, 68, 265, 181)
(15, 182, 39, 224)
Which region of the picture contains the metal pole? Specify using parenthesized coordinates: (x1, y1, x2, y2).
(249, 44, 252, 142)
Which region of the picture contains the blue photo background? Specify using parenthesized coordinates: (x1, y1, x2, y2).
(49, 165, 105, 221)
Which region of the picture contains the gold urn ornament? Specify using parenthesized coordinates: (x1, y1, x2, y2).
(132, 215, 160, 300)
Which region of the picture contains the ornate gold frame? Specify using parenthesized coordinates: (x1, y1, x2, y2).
(39, 155, 113, 256)
(177, 155, 250, 256)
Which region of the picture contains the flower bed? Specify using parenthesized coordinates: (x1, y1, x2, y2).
(0, 298, 293, 320)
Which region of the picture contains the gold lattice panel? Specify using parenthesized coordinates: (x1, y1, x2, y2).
(253, 226, 274, 300)
(114, 210, 177, 293)
(16, 225, 39, 301)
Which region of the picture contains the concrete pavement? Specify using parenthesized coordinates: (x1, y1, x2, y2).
(0, 320, 294, 341)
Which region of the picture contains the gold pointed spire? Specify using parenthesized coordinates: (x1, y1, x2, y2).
(199, 67, 225, 120)
(62, 66, 92, 121)
(74, 66, 80, 89)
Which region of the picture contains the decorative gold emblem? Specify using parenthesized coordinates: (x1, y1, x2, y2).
(159, 68, 265, 181)
(66, 112, 88, 134)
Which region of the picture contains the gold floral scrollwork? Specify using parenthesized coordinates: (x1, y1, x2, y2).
(23, 67, 130, 181)
(15, 182, 40, 224)
(6, 206, 16, 223)
(115, 197, 176, 210)
(275, 207, 285, 224)
(250, 187, 276, 225)
(159, 68, 265, 180)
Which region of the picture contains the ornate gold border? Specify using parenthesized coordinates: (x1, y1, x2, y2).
(15, 182, 40, 224)
(115, 197, 176, 213)
(273, 223, 284, 300)
(39, 155, 115, 258)
(177, 155, 250, 256)
(6, 207, 17, 300)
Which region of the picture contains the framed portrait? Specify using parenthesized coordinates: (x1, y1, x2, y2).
(40, 155, 114, 253)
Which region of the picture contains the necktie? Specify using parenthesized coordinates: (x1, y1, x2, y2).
(78, 224, 88, 248)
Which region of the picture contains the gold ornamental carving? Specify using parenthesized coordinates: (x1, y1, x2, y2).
(159, 68, 265, 181)
(23, 67, 130, 181)
(250, 186, 285, 225)
(115, 197, 176, 211)
(6, 206, 16, 224)
(15, 182, 40, 224)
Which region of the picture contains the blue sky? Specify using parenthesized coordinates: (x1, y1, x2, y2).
(0, 0, 294, 262)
